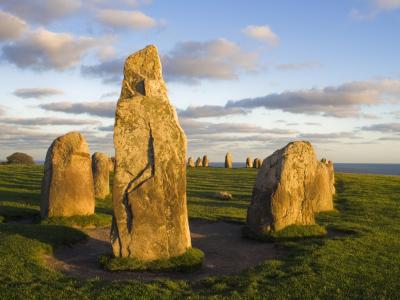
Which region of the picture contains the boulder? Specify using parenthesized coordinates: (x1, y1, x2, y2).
(215, 191, 233, 200)
(111, 45, 191, 260)
(195, 157, 203, 167)
(246, 141, 334, 234)
(92, 152, 110, 199)
(202, 155, 209, 167)
(6, 152, 34, 165)
(187, 157, 195, 167)
(246, 157, 253, 168)
(40, 132, 95, 218)
(225, 152, 232, 168)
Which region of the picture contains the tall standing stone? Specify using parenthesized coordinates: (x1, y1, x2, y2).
(202, 155, 209, 167)
(225, 152, 233, 168)
(195, 157, 203, 167)
(253, 158, 262, 169)
(187, 157, 195, 167)
(92, 152, 110, 199)
(112, 45, 191, 260)
(246, 157, 253, 168)
(246, 141, 334, 234)
(41, 132, 95, 218)
(108, 157, 115, 172)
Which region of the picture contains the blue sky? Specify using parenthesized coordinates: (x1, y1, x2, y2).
(0, 0, 400, 163)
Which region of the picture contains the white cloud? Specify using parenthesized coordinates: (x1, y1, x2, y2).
(351, 0, 400, 19)
(39, 101, 116, 118)
(162, 38, 260, 83)
(242, 25, 279, 46)
(226, 79, 400, 118)
(0, 10, 27, 41)
(0, 0, 81, 24)
(2, 28, 113, 70)
(0, 117, 100, 126)
(96, 9, 157, 29)
(13, 88, 63, 99)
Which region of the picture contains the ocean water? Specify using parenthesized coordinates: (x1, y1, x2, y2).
(208, 162, 400, 176)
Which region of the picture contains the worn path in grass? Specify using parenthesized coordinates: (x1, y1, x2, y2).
(44, 219, 280, 280)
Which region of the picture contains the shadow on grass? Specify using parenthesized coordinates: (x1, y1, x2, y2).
(0, 190, 40, 206)
(0, 204, 39, 222)
(0, 223, 87, 247)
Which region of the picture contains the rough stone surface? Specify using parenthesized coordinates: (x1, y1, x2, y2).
(92, 152, 110, 199)
(195, 157, 203, 167)
(246, 141, 334, 233)
(41, 132, 95, 218)
(187, 157, 195, 167)
(112, 45, 191, 260)
(215, 191, 233, 200)
(246, 157, 253, 168)
(108, 157, 115, 172)
(202, 155, 209, 167)
(225, 152, 232, 168)
(253, 158, 262, 169)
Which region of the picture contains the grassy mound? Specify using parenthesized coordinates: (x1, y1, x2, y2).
(99, 248, 204, 273)
(41, 213, 112, 228)
(243, 224, 327, 241)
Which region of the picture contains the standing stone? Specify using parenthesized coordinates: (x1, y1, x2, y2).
(92, 152, 110, 199)
(187, 157, 195, 167)
(253, 158, 262, 169)
(246, 157, 253, 168)
(202, 155, 209, 167)
(112, 45, 191, 260)
(109, 157, 115, 172)
(195, 157, 203, 167)
(246, 141, 334, 234)
(188, 157, 194, 168)
(225, 152, 233, 168)
(40, 132, 95, 218)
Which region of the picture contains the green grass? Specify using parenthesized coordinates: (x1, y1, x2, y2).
(243, 224, 328, 241)
(42, 213, 112, 228)
(0, 164, 399, 298)
(100, 248, 204, 273)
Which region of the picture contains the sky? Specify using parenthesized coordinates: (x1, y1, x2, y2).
(0, 0, 400, 163)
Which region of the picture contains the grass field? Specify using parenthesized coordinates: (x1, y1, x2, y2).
(0, 164, 399, 299)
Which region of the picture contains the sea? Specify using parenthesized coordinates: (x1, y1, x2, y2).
(208, 163, 400, 176)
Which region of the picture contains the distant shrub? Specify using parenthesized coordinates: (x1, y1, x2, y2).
(6, 152, 34, 165)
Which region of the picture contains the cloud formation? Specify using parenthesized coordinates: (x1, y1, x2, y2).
(361, 123, 400, 133)
(13, 88, 63, 99)
(39, 101, 116, 118)
(162, 38, 260, 83)
(0, 10, 27, 41)
(178, 105, 248, 118)
(0, 117, 100, 126)
(351, 0, 400, 19)
(242, 25, 279, 46)
(0, 0, 81, 24)
(226, 79, 400, 117)
(96, 9, 157, 29)
(2, 28, 112, 70)
(81, 58, 124, 83)
(276, 62, 321, 71)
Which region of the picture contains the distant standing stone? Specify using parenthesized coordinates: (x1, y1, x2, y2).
(225, 152, 233, 168)
(92, 152, 110, 199)
(108, 157, 115, 172)
(246, 157, 253, 168)
(195, 157, 203, 167)
(40, 132, 95, 218)
(202, 155, 209, 167)
(187, 157, 195, 167)
(246, 141, 334, 234)
(253, 158, 262, 169)
(112, 45, 191, 260)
